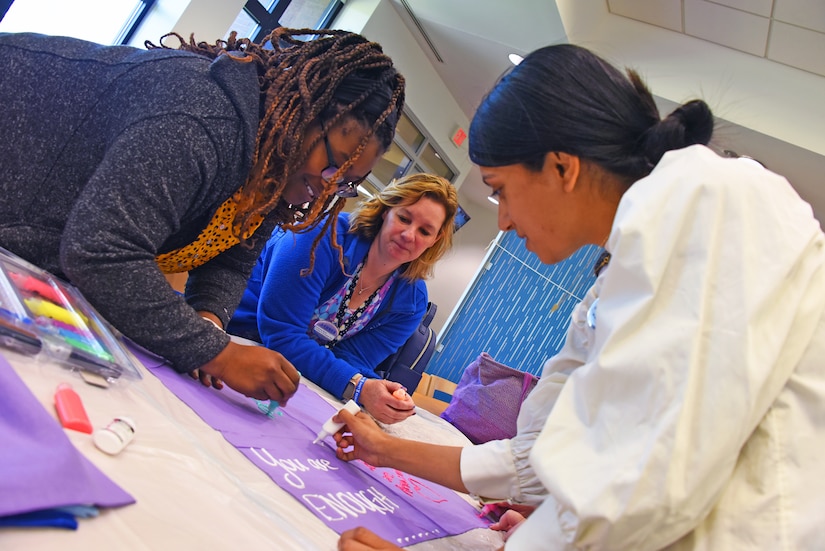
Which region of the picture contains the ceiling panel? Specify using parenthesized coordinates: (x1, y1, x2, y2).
(607, 0, 825, 78)
(712, 0, 773, 17)
(685, 0, 769, 56)
(773, 0, 825, 33)
(769, 21, 825, 75)
(607, 0, 682, 32)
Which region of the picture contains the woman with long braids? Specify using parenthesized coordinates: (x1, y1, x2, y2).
(0, 28, 405, 405)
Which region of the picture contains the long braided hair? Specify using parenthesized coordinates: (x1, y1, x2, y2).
(147, 27, 405, 253)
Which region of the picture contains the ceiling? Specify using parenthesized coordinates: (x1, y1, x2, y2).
(609, 0, 825, 76)
(387, 0, 825, 225)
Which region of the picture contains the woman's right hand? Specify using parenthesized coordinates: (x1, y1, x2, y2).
(198, 341, 300, 404)
(358, 378, 416, 425)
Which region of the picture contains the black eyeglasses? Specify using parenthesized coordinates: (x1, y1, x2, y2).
(321, 134, 370, 198)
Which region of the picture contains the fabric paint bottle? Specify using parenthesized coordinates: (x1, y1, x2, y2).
(313, 400, 361, 444)
(93, 417, 136, 455)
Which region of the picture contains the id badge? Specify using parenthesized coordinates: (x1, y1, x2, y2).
(586, 298, 599, 330)
(311, 319, 339, 344)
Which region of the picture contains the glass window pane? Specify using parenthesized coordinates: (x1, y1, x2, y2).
(454, 204, 471, 231)
(420, 144, 455, 181)
(280, 0, 333, 29)
(359, 180, 382, 198)
(371, 142, 412, 186)
(395, 112, 425, 152)
(227, 9, 260, 39)
(0, 0, 141, 44)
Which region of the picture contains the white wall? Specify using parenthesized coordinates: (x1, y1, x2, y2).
(557, 1, 825, 168)
(334, 0, 473, 189)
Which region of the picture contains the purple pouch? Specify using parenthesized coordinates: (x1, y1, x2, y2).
(440, 352, 538, 444)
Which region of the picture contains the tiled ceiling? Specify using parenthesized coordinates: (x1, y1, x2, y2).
(607, 0, 825, 77)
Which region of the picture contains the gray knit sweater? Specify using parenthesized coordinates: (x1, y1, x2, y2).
(0, 32, 279, 371)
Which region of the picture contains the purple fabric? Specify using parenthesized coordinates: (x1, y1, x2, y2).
(441, 352, 539, 444)
(0, 353, 136, 517)
(145, 360, 488, 544)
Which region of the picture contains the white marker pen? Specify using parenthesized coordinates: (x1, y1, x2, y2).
(313, 399, 361, 444)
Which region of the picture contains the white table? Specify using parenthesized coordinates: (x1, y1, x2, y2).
(2, 346, 504, 550)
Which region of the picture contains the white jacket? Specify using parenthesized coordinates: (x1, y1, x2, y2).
(461, 145, 825, 550)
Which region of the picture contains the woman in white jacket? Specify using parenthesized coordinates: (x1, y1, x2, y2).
(334, 43, 825, 551)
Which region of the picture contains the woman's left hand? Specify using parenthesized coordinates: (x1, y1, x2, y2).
(189, 368, 224, 389)
(489, 509, 528, 541)
(338, 527, 402, 550)
(358, 378, 415, 424)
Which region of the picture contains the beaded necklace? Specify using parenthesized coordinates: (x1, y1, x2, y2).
(325, 261, 382, 347)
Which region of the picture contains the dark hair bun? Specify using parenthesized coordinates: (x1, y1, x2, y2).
(640, 99, 714, 167)
(662, 99, 713, 147)
(666, 99, 714, 147)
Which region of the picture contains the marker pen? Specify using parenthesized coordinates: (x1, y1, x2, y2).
(256, 399, 282, 418)
(55, 329, 114, 362)
(50, 318, 88, 337)
(24, 297, 87, 327)
(0, 315, 42, 355)
(8, 271, 65, 304)
(313, 400, 361, 444)
(41, 336, 121, 379)
(66, 348, 121, 379)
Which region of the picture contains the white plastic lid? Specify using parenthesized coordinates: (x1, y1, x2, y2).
(93, 417, 135, 455)
(93, 428, 123, 455)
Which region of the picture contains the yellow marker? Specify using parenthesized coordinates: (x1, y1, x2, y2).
(24, 297, 87, 328)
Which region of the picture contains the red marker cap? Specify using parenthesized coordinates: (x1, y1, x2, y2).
(54, 383, 93, 434)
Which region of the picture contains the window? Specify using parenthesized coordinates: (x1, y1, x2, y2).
(419, 144, 455, 181)
(369, 111, 458, 188)
(228, 0, 342, 43)
(0, 0, 155, 45)
(371, 142, 413, 186)
(394, 113, 425, 152)
(360, 111, 469, 231)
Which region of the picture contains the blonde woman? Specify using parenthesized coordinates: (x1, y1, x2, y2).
(228, 173, 458, 423)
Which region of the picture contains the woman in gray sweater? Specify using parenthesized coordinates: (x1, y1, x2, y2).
(0, 28, 405, 405)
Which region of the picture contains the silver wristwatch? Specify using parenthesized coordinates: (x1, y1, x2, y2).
(342, 373, 363, 401)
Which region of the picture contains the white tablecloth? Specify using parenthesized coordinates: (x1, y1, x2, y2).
(2, 347, 504, 550)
